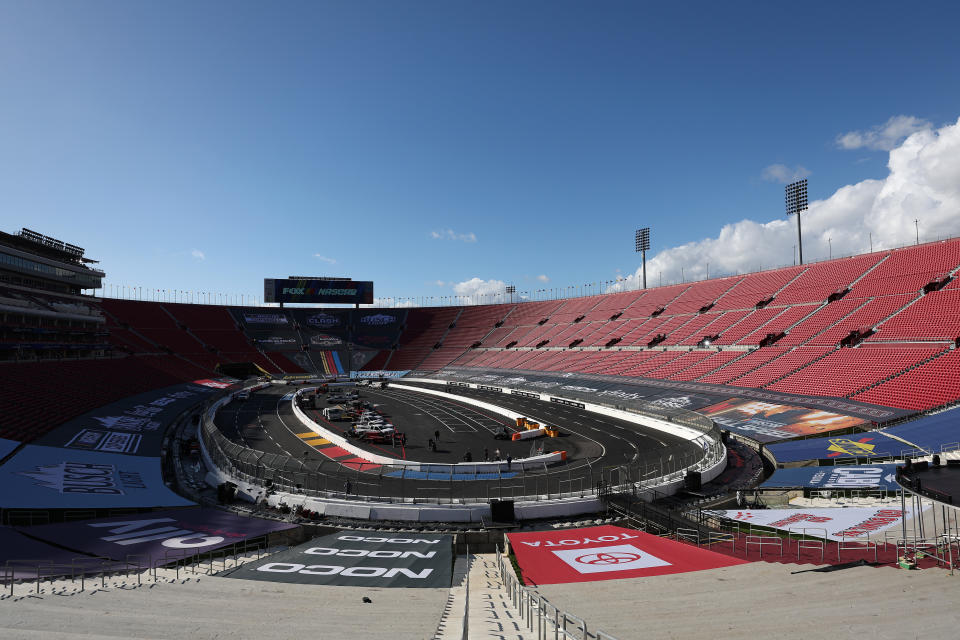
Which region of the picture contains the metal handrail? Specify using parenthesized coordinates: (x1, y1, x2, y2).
(494, 546, 618, 640)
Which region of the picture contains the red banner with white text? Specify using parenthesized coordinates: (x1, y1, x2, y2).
(507, 525, 745, 585)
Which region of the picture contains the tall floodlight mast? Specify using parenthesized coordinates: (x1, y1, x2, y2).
(785, 179, 808, 265)
(635, 228, 651, 289)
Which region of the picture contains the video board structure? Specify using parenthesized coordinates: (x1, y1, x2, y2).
(264, 277, 374, 306)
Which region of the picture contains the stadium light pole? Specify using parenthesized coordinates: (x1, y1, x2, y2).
(506, 285, 516, 303)
(635, 228, 650, 289)
(786, 179, 808, 265)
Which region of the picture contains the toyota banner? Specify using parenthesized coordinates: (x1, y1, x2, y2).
(507, 525, 744, 585)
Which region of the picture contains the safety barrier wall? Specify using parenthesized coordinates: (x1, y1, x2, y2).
(291, 386, 565, 471)
(197, 380, 725, 514)
(403, 377, 728, 493)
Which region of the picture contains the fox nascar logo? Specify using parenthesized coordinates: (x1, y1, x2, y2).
(264, 278, 373, 305)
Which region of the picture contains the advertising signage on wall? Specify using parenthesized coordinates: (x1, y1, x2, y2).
(507, 525, 745, 585)
(0, 446, 195, 509)
(708, 506, 923, 540)
(698, 398, 869, 443)
(760, 464, 899, 489)
(264, 278, 374, 305)
(20, 509, 297, 566)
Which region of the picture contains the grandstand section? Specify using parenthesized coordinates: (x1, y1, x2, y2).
(0, 228, 105, 362)
(3, 233, 960, 639)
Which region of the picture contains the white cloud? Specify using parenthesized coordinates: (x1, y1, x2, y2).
(190, 249, 205, 261)
(836, 115, 932, 151)
(434, 280, 448, 286)
(536, 274, 550, 283)
(430, 228, 477, 242)
(452, 277, 510, 305)
(609, 116, 960, 290)
(313, 254, 336, 264)
(761, 164, 811, 183)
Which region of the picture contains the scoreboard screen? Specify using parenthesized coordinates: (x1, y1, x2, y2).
(264, 278, 374, 305)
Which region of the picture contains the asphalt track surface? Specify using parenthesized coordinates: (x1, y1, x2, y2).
(213, 383, 702, 500)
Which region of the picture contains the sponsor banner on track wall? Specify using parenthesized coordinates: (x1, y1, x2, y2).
(20, 509, 296, 566)
(0, 446, 195, 509)
(243, 312, 290, 325)
(433, 367, 909, 422)
(350, 370, 411, 379)
(34, 381, 224, 456)
(224, 530, 452, 588)
(708, 506, 923, 540)
(761, 464, 899, 489)
(507, 526, 745, 585)
(698, 398, 869, 443)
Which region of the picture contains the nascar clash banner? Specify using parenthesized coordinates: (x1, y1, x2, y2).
(507, 525, 745, 585)
(708, 506, 924, 540)
(0, 445, 195, 509)
(760, 464, 899, 489)
(224, 529, 453, 588)
(19, 508, 296, 566)
(33, 380, 233, 457)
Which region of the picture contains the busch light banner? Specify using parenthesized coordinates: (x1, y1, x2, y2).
(761, 464, 899, 489)
(224, 529, 452, 588)
(0, 445, 195, 509)
(264, 278, 374, 305)
(19, 509, 297, 566)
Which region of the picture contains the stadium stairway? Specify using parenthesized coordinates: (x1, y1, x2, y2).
(435, 553, 536, 640)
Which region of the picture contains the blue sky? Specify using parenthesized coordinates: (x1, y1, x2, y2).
(2, 1, 959, 305)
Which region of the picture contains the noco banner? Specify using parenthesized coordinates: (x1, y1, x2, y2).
(507, 525, 744, 585)
(224, 529, 453, 588)
(264, 279, 374, 305)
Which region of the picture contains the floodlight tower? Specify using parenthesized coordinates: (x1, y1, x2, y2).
(785, 179, 808, 265)
(635, 227, 650, 289)
(505, 285, 516, 303)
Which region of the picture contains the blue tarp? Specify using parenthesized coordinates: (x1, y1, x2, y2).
(0, 445, 195, 509)
(882, 406, 960, 452)
(0, 437, 20, 460)
(761, 464, 899, 489)
(766, 433, 899, 463)
(768, 407, 960, 463)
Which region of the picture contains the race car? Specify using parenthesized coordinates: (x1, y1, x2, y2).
(349, 422, 395, 439)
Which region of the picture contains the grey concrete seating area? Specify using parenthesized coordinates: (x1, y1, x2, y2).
(534, 561, 960, 639)
(0, 567, 448, 640)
